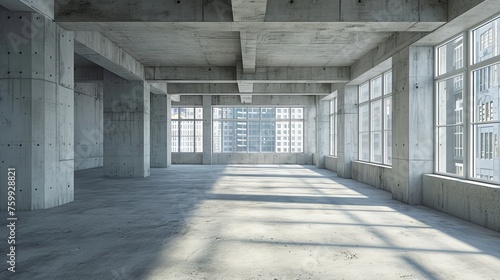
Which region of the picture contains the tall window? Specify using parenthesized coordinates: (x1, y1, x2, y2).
(435, 15, 500, 184)
(213, 107, 304, 153)
(171, 108, 203, 153)
(330, 97, 338, 156)
(358, 70, 393, 165)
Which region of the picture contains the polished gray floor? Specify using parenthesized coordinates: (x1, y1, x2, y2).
(1, 165, 499, 279)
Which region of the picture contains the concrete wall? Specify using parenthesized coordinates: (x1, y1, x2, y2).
(423, 175, 500, 232)
(351, 161, 394, 193)
(324, 156, 337, 172)
(74, 83, 103, 171)
(0, 12, 75, 210)
(172, 153, 203, 164)
(103, 71, 151, 177)
(150, 93, 171, 168)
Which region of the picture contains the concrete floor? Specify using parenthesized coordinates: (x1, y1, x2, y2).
(1, 165, 500, 280)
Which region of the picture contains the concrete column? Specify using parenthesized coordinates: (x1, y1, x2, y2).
(74, 83, 104, 171)
(202, 95, 212, 164)
(337, 85, 358, 179)
(315, 96, 330, 168)
(391, 46, 434, 205)
(150, 93, 170, 168)
(306, 103, 317, 161)
(103, 70, 150, 177)
(0, 12, 75, 210)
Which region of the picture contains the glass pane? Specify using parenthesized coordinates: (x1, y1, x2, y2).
(474, 64, 499, 123)
(213, 121, 222, 137)
(248, 108, 260, 119)
(171, 136, 179, 153)
(359, 132, 370, 161)
(235, 107, 248, 119)
(261, 121, 275, 137)
(235, 121, 247, 152)
(222, 108, 234, 119)
(437, 75, 464, 126)
(248, 121, 260, 137)
(384, 71, 392, 95)
(222, 121, 235, 153)
(474, 124, 499, 182)
(180, 108, 194, 119)
(473, 17, 500, 64)
(371, 131, 383, 163)
(213, 108, 222, 119)
(180, 121, 194, 136)
(180, 137, 194, 152)
(171, 108, 179, 119)
(371, 100, 383, 131)
(359, 104, 370, 132)
(195, 121, 203, 135)
(195, 136, 203, 153)
(195, 108, 203, 119)
(261, 108, 275, 119)
(384, 131, 392, 165)
(291, 121, 304, 153)
(384, 97, 392, 130)
(171, 121, 179, 137)
(248, 137, 260, 152)
(291, 108, 304, 119)
(437, 126, 464, 176)
(213, 137, 221, 153)
(359, 82, 369, 103)
(437, 36, 464, 76)
(371, 76, 382, 99)
(276, 108, 290, 120)
(276, 121, 290, 136)
(261, 137, 275, 152)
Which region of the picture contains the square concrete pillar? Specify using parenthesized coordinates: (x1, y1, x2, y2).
(0, 12, 75, 210)
(103, 71, 150, 177)
(337, 85, 358, 179)
(315, 96, 330, 169)
(391, 46, 434, 204)
(150, 93, 171, 168)
(202, 95, 212, 165)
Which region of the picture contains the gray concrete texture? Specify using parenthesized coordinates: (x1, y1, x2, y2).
(103, 70, 150, 178)
(74, 83, 104, 171)
(1, 165, 499, 279)
(0, 11, 74, 210)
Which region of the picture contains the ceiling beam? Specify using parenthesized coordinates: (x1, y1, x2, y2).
(239, 31, 258, 74)
(74, 31, 145, 81)
(167, 83, 332, 95)
(231, 0, 267, 22)
(58, 21, 444, 34)
(0, 0, 54, 19)
(146, 66, 350, 83)
(54, 0, 447, 24)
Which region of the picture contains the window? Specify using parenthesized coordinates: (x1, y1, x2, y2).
(330, 96, 338, 156)
(171, 108, 203, 153)
(435, 15, 500, 184)
(358, 70, 392, 165)
(213, 107, 304, 153)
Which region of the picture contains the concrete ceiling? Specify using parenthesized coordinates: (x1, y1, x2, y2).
(55, 0, 447, 70)
(2, 0, 456, 97)
(95, 29, 393, 67)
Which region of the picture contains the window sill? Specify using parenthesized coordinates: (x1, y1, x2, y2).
(425, 174, 500, 189)
(353, 160, 392, 169)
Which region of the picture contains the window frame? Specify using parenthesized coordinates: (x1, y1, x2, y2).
(330, 94, 338, 157)
(171, 107, 204, 153)
(212, 106, 305, 154)
(434, 14, 500, 185)
(358, 70, 393, 166)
